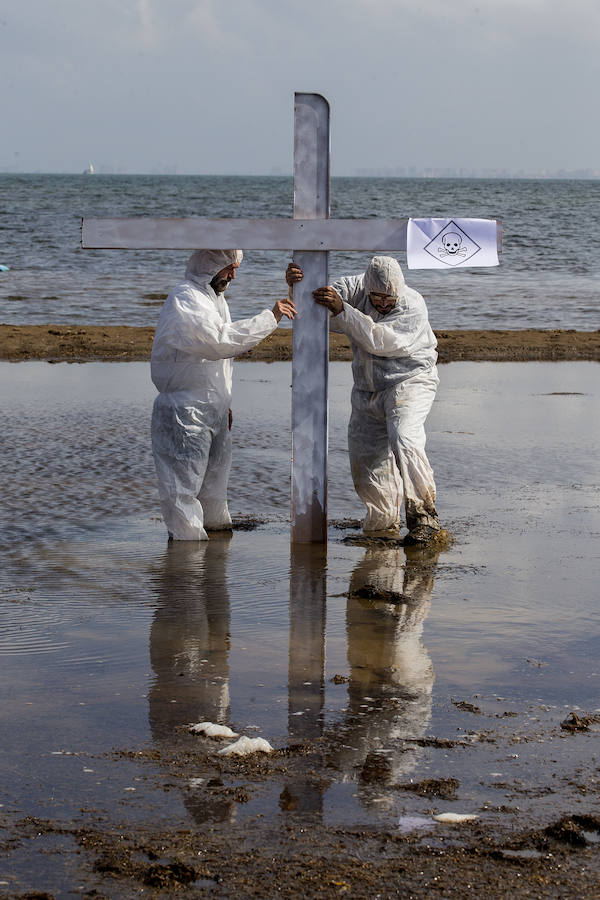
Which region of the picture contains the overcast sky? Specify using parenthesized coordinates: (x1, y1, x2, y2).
(1, 0, 598, 175)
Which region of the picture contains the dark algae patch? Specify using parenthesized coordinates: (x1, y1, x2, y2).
(394, 777, 460, 799)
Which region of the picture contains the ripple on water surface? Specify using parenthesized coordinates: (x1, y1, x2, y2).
(0, 599, 71, 656)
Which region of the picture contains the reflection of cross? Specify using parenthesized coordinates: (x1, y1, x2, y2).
(83, 92, 497, 544)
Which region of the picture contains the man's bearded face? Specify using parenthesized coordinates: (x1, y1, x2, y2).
(211, 263, 239, 294)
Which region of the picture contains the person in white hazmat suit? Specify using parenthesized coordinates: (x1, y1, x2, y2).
(151, 249, 296, 541)
(286, 256, 440, 545)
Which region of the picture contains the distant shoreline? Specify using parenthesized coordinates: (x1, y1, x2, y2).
(1, 172, 599, 180)
(1, 324, 598, 363)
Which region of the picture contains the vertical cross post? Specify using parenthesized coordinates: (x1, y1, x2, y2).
(291, 93, 331, 544)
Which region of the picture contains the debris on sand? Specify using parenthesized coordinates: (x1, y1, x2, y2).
(544, 818, 589, 847)
(452, 699, 482, 714)
(425, 528, 453, 548)
(329, 518, 362, 530)
(395, 778, 460, 800)
(560, 711, 600, 733)
(217, 737, 274, 757)
(352, 584, 411, 604)
(231, 515, 268, 531)
(342, 534, 403, 547)
(144, 861, 198, 887)
(511, 815, 600, 852)
(433, 812, 479, 824)
(189, 722, 239, 739)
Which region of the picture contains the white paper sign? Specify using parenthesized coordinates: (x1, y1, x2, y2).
(406, 218, 499, 269)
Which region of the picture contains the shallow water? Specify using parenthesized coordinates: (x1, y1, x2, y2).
(0, 360, 599, 839)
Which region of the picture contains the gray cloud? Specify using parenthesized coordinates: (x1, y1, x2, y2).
(1, 0, 597, 174)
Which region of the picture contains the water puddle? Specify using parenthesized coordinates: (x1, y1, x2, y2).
(498, 848, 545, 860)
(0, 361, 599, 854)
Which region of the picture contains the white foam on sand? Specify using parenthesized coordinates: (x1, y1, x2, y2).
(189, 722, 239, 739)
(217, 736, 274, 757)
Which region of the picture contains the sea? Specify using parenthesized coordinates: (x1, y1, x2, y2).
(1, 174, 599, 330)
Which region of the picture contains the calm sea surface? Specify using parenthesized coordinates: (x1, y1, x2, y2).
(0, 174, 599, 329)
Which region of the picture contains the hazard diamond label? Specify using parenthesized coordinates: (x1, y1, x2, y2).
(423, 220, 482, 267)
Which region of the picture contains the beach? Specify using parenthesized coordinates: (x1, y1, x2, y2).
(1, 323, 599, 362)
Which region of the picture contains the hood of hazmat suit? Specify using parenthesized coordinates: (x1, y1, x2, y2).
(329, 255, 437, 393)
(185, 249, 243, 286)
(150, 249, 279, 541)
(363, 256, 406, 300)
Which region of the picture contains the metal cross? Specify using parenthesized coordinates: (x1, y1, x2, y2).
(82, 92, 498, 544)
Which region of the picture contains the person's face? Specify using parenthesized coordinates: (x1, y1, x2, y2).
(369, 291, 397, 315)
(211, 262, 240, 294)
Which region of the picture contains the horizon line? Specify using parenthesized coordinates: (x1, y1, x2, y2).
(2, 170, 600, 181)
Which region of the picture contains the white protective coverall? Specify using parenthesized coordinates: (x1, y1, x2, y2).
(151, 249, 278, 540)
(330, 256, 440, 535)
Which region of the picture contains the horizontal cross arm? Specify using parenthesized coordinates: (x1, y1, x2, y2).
(81, 217, 410, 251)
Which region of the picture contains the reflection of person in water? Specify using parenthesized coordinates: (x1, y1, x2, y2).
(148, 538, 235, 823)
(327, 543, 439, 809)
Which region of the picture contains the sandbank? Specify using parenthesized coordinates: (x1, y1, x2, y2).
(0, 323, 599, 362)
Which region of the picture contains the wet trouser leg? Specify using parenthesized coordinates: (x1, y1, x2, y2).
(348, 388, 402, 533)
(199, 413, 233, 530)
(348, 372, 439, 534)
(384, 372, 440, 531)
(151, 395, 231, 541)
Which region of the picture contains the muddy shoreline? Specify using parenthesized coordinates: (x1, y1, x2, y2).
(2, 702, 599, 897)
(1, 323, 599, 363)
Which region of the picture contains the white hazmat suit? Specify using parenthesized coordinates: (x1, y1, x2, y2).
(151, 249, 279, 540)
(330, 256, 440, 538)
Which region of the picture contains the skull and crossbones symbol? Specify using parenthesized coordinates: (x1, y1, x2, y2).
(438, 232, 468, 258)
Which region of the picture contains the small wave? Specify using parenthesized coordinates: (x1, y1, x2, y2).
(0, 605, 71, 655)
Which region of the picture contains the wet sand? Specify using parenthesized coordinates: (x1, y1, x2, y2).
(0, 322, 599, 362)
(3, 709, 600, 898)
(1, 361, 599, 897)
